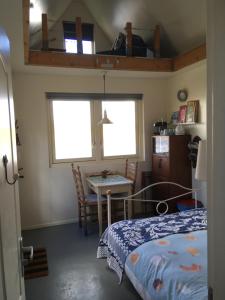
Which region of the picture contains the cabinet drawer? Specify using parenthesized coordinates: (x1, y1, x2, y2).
(152, 155, 169, 177)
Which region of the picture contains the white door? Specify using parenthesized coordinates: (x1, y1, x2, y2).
(0, 28, 25, 300)
(207, 0, 225, 298)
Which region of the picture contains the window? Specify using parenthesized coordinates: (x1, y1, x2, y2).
(64, 39, 93, 54)
(47, 94, 143, 164)
(102, 101, 136, 157)
(63, 21, 94, 54)
(52, 101, 93, 160)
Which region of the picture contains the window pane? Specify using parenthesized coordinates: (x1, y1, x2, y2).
(65, 39, 77, 53)
(52, 101, 92, 159)
(82, 41, 92, 54)
(102, 101, 136, 157)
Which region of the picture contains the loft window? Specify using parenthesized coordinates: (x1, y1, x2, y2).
(47, 93, 143, 164)
(63, 21, 94, 54)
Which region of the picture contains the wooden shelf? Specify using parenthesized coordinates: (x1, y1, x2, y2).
(177, 122, 197, 125)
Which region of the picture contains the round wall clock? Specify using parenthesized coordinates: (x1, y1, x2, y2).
(177, 89, 188, 102)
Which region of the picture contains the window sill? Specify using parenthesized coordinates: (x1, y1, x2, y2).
(50, 156, 143, 167)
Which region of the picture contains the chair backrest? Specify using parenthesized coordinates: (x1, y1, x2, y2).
(125, 159, 138, 193)
(71, 164, 85, 203)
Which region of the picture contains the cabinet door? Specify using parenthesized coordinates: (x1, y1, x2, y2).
(152, 176, 169, 215)
(152, 176, 169, 199)
(152, 155, 170, 177)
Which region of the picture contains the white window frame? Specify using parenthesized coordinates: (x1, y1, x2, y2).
(47, 98, 143, 165)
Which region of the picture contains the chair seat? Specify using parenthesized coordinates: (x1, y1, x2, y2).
(111, 192, 128, 198)
(85, 194, 106, 203)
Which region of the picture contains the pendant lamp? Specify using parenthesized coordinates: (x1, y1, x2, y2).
(98, 73, 113, 125)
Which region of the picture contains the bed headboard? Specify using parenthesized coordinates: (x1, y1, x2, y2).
(106, 181, 198, 226)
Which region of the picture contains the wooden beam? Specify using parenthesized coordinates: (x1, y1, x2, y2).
(27, 44, 206, 73)
(153, 25, 160, 58)
(173, 44, 206, 71)
(23, 0, 30, 64)
(42, 14, 49, 50)
(28, 50, 173, 72)
(76, 17, 83, 54)
(125, 22, 132, 56)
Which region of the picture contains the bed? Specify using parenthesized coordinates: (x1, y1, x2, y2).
(97, 182, 207, 300)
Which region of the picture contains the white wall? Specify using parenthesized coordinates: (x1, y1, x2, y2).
(13, 72, 168, 229)
(166, 61, 207, 138)
(166, 61, 207, 206)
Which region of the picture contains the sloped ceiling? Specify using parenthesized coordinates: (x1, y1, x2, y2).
(83, 0, 206, 56)
(29, 0, 72, 45)
(30, 0, 206, 57)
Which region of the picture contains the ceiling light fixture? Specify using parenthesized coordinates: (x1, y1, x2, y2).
(98, 72, 113, 125)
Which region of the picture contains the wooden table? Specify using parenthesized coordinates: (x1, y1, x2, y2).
(86, 175, 133, 235)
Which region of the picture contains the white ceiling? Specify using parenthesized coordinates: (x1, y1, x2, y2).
(30, 0, 206, 57)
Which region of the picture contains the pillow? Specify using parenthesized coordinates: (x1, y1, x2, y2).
(177, 199, 203, 211)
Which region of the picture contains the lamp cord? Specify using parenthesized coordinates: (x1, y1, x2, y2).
(103, 73, 106, 95)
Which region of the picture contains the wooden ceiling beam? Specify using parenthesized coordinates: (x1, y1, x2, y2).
(28, 50, 173, 72)
(28, 45, 206, 72)
(173, 44, 206, 71)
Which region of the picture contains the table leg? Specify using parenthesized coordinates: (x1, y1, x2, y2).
(97, 191, 103, 236)
(127, 185, 132, 219)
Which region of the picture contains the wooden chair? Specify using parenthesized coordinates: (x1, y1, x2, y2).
(112, 159, 138, 220)
(71, 164, 106, 235)
(125, 159, 138, 194)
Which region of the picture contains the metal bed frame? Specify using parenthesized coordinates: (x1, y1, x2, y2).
(106, 181, 198, 226)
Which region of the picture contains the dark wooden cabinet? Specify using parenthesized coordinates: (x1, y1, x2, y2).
(151, 135, 192, 214)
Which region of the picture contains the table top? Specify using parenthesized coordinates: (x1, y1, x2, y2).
(86, 174, 133, 188)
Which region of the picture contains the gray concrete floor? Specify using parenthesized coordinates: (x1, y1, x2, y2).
(23, 223, 141, 300)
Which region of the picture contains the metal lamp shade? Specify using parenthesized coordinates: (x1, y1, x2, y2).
(98, 109, 113, 125)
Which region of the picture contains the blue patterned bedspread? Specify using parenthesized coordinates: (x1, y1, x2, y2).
(97, 208, 207, 282)
(125, 230, 207, 300)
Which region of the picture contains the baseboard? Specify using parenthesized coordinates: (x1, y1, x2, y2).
(22, 218, 78, 231)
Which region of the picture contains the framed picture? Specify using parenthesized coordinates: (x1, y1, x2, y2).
(178, 105, 187, 123)
(186, 100, 199, 123)
(171, 111, 179, 125)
